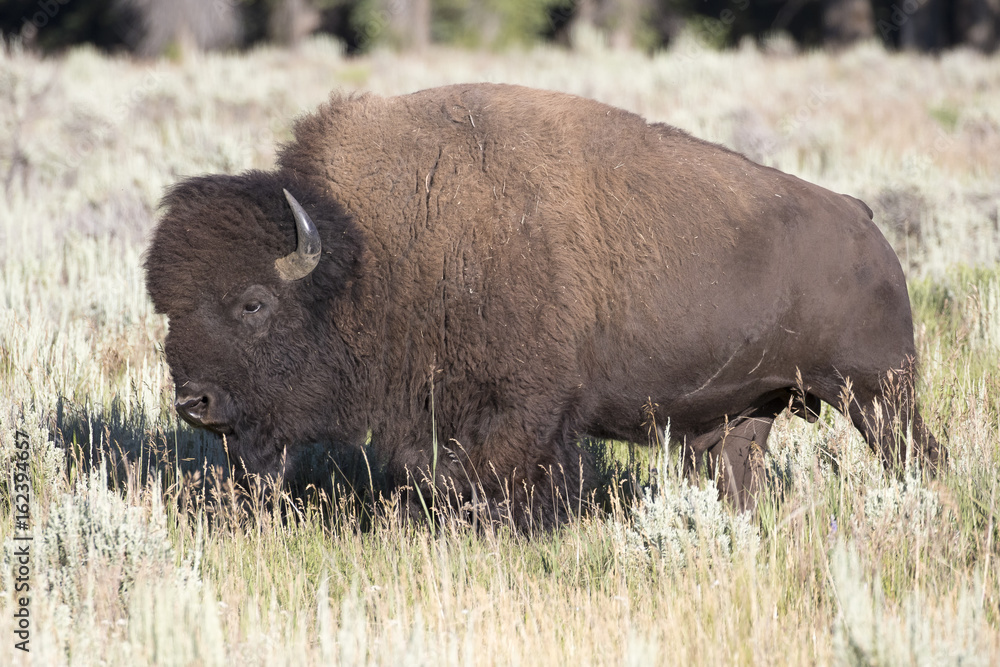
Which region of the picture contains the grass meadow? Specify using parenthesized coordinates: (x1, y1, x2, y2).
(1, 35, 999, 664)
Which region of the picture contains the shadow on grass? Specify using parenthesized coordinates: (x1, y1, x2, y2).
(44, 397, 784, 535)
(49, 395, 387, 529)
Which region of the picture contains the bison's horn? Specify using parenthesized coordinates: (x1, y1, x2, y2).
(276, 189, 322, 281)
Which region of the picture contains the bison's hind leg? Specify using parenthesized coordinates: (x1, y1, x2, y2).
(827, 359, 946, 477)
(689, 395, 790, 513)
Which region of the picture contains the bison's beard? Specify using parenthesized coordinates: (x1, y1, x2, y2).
(220, 426, 287, 482)
(209, 405, 352, 497)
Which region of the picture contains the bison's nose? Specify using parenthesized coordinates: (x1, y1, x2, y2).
(174, 383, 220, 428)
(175, 383, 234, 433)
(175, 393, 209, 423)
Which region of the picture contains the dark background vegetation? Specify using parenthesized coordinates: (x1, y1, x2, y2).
(1, 0, 998, 57)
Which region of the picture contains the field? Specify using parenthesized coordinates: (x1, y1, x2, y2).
(1, 34, 1000, 664)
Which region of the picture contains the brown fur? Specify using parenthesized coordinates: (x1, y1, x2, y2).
(145, 83, 944, 526)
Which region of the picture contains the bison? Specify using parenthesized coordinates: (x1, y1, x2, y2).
(145, 83, 943, 525)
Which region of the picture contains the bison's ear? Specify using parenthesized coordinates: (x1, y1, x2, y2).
(276, 189, 322, 281)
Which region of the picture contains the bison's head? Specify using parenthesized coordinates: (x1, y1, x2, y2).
(144, 171, 365, 479)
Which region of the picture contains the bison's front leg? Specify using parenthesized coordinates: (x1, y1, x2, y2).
(388, 435, 595, 531)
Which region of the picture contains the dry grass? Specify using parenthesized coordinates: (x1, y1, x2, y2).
(0, 36, 998, 665)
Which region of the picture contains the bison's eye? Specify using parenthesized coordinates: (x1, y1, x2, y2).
(232, 285, 275, 324)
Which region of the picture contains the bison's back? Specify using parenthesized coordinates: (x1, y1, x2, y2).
(279, 83, 773, 322)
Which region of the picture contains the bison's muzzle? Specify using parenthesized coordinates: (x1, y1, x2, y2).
(174, 382, 234, 434)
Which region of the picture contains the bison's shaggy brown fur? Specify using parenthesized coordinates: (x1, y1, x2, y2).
(146, 83, 943, 526)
